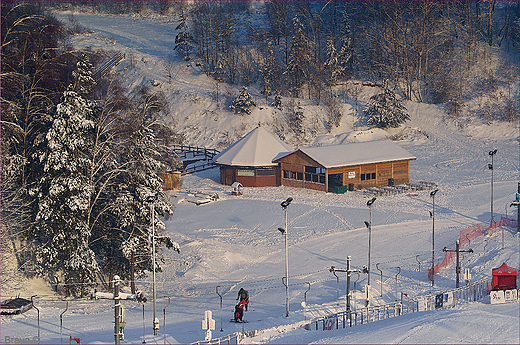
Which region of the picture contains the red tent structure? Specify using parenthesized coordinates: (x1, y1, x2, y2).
(492, 263, 518, 291)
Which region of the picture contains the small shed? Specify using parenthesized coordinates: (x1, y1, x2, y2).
(492, 262, 517, 291)
(231, 182, 243, 196)
(215, 127, 292, 187)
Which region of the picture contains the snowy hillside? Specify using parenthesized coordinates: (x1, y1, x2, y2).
(2, 11, 519, 345)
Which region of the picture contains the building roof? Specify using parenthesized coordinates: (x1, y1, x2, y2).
(215, 127, 293, 167)
(274, 140, 416, 168)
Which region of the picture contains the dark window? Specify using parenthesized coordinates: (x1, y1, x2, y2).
(297, 172, 303, 180)
(305, 173, 312, 181)
(291, 171, 297, 179)
(283, 170, 289, 179)
(319, 175, 326, 184)
(371, 173, 376, 180)
(361, 174, 366, 181)
(313, 174, 319, 182)
(256, 168, 275, 176)
(305, 166, 317, 174)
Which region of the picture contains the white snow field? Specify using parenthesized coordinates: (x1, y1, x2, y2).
(1, 11, 519, 345)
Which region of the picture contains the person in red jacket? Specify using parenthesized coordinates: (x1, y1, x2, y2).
(236, 288, 249, 311)
(234, 300, 247, 322)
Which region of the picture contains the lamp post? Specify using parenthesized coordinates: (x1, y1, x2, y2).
(147, 193, 160, 336)
(279, 197, 292, 317)
(430, 189, 438, 287)
(364, 197, 376, 306)
(488, 149, 497, 235)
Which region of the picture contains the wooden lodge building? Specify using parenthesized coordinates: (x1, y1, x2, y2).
(273, 140, 416, 193)
(215, 127, 416, 192)
(214, 127, 293, 187)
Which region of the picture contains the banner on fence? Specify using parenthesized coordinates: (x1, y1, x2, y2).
(418, 298, 427, 311)
(504, 289, 518, 302)
(490, 290, 505, 304)
(323, 316, 336, 331)
(443, 292, 454, 307)
(435, 294, 443, 309)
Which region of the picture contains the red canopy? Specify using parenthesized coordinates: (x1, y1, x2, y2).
(492, 263, 518, 291)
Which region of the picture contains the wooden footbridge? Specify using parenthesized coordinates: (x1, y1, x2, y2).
(171, 145, 220, 175)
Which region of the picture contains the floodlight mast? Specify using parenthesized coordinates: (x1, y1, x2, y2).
(488, 150, 497, 234)
(430, 189, 438, 287)
(365, 197, 376, 306)
(146, 193, 160, 336)
(280, 197, 292, 317)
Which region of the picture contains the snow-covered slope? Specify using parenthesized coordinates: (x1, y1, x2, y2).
(2, 11, 518, 345)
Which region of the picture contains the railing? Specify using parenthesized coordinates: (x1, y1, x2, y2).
(191, 332, 239, 345)
(306, 278, 489, 332)
(192, 278, 491, 344)
(181, 162, 217, 176)
(172, 145, 220, 161)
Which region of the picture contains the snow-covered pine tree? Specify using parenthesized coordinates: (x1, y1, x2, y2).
(175, 11, 193, 61)
(35, 57, 98, 295)
(285, 15, 310, 98)
(231, 86, 256, 115)
(337, 10, 354, 78)
(271, 93, 283, 110)
(288, 103, 305, 139)
(324, 36, 341, 85)
(261, 41, 278, 102)
(116, 90, 179, 279)
(364, 81, 409, 129)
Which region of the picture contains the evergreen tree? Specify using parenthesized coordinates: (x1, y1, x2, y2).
(285, 15, 310, 98)
(324, 36, 341, 84)
(337, 10, 354, 78)
(364, 82, 409, 129)
(271, 93, 283, 110)
(289, 103, 305, 138)
(34, 58, 98, 294)
(174, 11, 193, 61)
(261, 41, 279, 102)
(231, 86, 256, 115)
(117, 91, 179, 278)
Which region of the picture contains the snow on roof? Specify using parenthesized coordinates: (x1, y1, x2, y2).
(276, 140, 416, 168)
(215, 127, 293, 167)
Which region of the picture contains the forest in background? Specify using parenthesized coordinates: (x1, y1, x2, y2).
(46, 0, 519, 122)
(1, 0, 518, 296)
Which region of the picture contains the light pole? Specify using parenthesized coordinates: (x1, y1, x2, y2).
(488, 149, 497, 235)
(279, 197, 292, 317)
(364, 197, 376, 306)
(429, 189, 438, 287)
(147, 193, 160, 336)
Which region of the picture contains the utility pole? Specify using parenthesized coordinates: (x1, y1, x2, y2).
(330, 256, 365, 313)
(488, 149, 497, 234)
(430, 189, 438, 287)
(365, 197, 376, 307)
(279, 197, 292, 317)
(443, 240, 474, 288)
(114, 275, 121, 345)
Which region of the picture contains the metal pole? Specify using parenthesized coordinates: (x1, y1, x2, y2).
(304, 282, 310, 314)
(456, 240, 460, 288)
(430, 189, 438, 287)
(114, 275, 120, 345)
(331, 267, 340, 305)
(346, 256, 351, 312)
(284, 206, 289, 317)
(416, 255, 421, 287)
(151, 201, 158, 335)
(31, 295, 40, 340)
(216, 286, 223, 332)
(368, 205, 372, 287)
(395, 267, 401, 301)
(376, 263, 382, 297)
(163, 297, 170, 345)
(60, 301, 68, 345)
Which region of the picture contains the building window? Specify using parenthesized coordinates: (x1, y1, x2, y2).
(371, 172, 376, 180)
(237, 169, 254, 176)
(283, 170, 289, 179)
(297, 172, 303, 180)
(256, 168, 275, 176)
(361, 174, 366, 181)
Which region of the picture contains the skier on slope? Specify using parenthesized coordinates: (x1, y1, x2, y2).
(234, 300, 247, 322)
(236, 288, 249, 311)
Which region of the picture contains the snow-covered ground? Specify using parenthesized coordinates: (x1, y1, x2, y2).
(1, 11, 519, 344)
